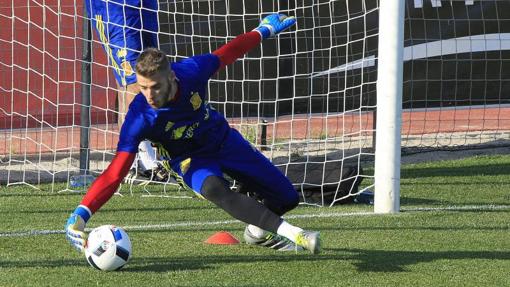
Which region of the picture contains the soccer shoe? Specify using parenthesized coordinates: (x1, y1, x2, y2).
(124, 167, 150, 185)
(243, 226, 303, 251)
(124, 163, 169, 185)
(295, 230, 321, 254)
(151, 163, 170, 182)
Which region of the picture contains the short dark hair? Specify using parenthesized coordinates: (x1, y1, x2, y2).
(135, 48, 169, 77)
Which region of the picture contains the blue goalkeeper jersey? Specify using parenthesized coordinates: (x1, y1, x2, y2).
(117, 53, 228, 163)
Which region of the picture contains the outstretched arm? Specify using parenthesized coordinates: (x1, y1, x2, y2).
(212, 31, 262, 70)
(212, 13, 296, 70)
(80, 151, 135, 214)
(65, 151, 135, 252)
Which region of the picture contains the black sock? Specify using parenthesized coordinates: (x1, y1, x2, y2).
(200, 176, 282, 233)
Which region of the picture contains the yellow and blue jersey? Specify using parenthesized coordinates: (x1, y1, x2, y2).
(78, 30, 298, 214)
(117, 53, 225, 163)
(84, 0, 158, 86)
(116, 52, 296, 205)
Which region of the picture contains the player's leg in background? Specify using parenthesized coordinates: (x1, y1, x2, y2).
(115, 0, 159, 125)
(84, 0, 162, 177)
(118, 83, 160, 177)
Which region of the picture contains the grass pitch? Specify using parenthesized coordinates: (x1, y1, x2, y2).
(0, 154, 509, 287)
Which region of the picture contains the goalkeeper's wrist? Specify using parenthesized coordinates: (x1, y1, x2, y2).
(254, 25, 272, 39)
(72, 205, 92, 223)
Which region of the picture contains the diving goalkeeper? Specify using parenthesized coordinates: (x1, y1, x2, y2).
(66, 14, 320, 254)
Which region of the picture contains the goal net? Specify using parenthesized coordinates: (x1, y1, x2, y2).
(157, 0, 379, 205)
(402, 0, 510, 154)
(1, 0, 508, 206)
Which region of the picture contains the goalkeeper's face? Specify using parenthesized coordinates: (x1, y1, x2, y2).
(137, 69, 177, 109)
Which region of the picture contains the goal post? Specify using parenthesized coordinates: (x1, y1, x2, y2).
(79, 1, 92, 179)
(374, 0, 405, 213)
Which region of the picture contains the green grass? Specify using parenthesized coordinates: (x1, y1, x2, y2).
(1, 154, 510, 286)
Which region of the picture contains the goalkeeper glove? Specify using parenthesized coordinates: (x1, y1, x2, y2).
(253, 13, 296, 39)
(65, 205, 91, 252)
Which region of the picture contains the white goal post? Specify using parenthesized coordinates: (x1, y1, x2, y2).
(1, 0, 509, 213)
(374, 0, 405, 213)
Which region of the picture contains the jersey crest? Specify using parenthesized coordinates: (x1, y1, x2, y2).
(190, 92, 202, 110)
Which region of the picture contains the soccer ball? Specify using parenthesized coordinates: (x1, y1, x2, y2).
(84, 225, 132, 271)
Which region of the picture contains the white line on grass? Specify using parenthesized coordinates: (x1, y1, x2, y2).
(1, 204, 509, 238)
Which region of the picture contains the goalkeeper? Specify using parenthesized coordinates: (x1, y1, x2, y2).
(85, 0, 164, 180)
(66, 14, 320, 254)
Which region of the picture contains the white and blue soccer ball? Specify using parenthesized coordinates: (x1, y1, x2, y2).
(84, 225, 132, 271)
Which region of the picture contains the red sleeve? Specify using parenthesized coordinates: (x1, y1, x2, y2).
(212, 31, 262, 70)
(80, 151, 135, 214)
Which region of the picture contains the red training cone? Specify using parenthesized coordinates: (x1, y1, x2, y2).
(204, 231, 240, 245)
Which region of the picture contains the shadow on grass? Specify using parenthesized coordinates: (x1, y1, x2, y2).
(124, 253, 343, 273)
(401, 180, 510, 186)
(400, 197, 444, 205)
(401, 197, 510, 206)
(126, 249, 510, 273)
(0, 254, 326, 272)
(401, 162, 510, 179)
(330, 248, 510, 272)
(0, 258, 87, 269)
(1, 249, 509, 273)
